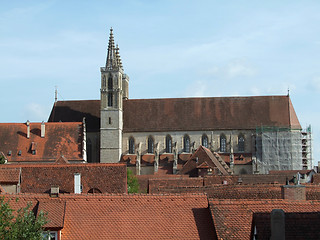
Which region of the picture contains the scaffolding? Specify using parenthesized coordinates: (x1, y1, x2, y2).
(301, 125, 312, 170)
(255, 126, 302, 174)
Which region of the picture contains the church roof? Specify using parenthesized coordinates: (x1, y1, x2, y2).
(48, 95, 301, 132)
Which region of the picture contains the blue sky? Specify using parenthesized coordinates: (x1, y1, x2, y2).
(1, 1, 320, 165)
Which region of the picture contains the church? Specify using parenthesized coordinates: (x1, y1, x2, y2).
(48, 28, 311, 175)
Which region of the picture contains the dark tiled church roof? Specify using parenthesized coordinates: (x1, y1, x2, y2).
(48, 95, 301, 132)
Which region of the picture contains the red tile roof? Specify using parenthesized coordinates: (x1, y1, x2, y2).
(0, 122, 84, 163)
(0, 168, 20, 183)
(37, 200, 66, 229)
(61, 194, 216, 239)
(180, 146, 231, 176)
(0, 163, 127, 194)
(209, 199, 320, 240)
(48, 95, 301, 132)
(1, 193, 217, 240)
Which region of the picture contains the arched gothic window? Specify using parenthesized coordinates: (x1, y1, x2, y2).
(220, 134, 226, 152)
(129, 137, 135, 154)
(238, 134, 245, 152)
(166, 135, 172, 153)
(184, 135, 190, 153)
(108, 93, 113, 107)
(147, 136, 154, 153)
(202, 134, 208, 148)
(108, 77, 113, 90)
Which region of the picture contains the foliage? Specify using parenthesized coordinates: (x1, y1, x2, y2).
(0, 197, 48, 240)
(127, 169, 140, 193)
(0, 155, 5, 164)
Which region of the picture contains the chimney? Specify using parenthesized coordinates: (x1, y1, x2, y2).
(26, 120, 30, 139)
(281, 184, 306, 200)
(270, 209, 285, 240)
(41, 121, 45, 138)
(50, 186, 59, 197)
(74, 173, 81, 194)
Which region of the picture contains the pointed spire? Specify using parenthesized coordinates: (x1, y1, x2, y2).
(106, 28, 119, 70)
(115, 44, 123, 70)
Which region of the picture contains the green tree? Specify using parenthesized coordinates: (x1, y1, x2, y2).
(0, 197, 47, 240)
(0, 155, 6, 164)
(127, 169, 140, 193)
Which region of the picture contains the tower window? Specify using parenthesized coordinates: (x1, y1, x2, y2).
(102, 76, 106, 88)
(220, 134, 226, 152)
(108, 77, 113, 90)
(238, 134, 245, 152)
(109, 117, 111, 124)
(129, 137, 135, 154)
(202, 134, 208, 148)
(148, 136, 154, 154)
(108, 93, 113, 107)
(184, 135, 190, 153)
(166, 135, 172, 153)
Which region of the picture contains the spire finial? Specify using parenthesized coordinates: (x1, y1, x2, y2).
(106, 27, 118, 70)
(287, 87, 290, 96)
(55, 86, 57, 102)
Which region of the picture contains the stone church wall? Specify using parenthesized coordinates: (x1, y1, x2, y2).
(122, 130, 254, 155)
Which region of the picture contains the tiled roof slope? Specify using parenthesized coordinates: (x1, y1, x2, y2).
(180, 146, 231, 176)
(0, 122, 84, 163)
(0, 163, 127, 194)
(48, 95, 301, 132)
(1, 193, 217, 240)
(209, 199, 320, 240)
(48, 100, 100, 132)
(124, 96, 301, 131)
(61, 194, 216, 240)
(37, 200, 66, 228)
(0, 168, 20, 183)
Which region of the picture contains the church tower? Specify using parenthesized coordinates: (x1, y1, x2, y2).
(100, 28, 129, 163)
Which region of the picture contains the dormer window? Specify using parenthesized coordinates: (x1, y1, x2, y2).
(31, 142, 36, 155)
(8, 151, 12, 156)
(18, 150, 22, 156)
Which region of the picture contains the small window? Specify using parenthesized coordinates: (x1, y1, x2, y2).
(129, 137, 135, 154)
(184, 135, 190, 153)
(109, 117, 112, 124)
(42, 231, 58, 240)
(220, 134, 226, 152)
(202, 134, 208, 148)
(238, 134, 245, 152)
(18, 150, 22, 156)
(147, 136, 154, 153)
(166, 135, 172, 153)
